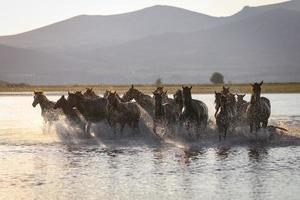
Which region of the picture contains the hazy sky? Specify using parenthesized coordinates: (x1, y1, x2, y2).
(0, 0, 287, 36)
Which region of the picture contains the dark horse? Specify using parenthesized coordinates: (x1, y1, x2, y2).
(216, 95, 231, 141)
(67, 91, 108, 134)
(247, 81, 271, 133)
(152, 90, 176, 134)
(83, 88, 99, 99)
(106, 91, 140, 134)
(236, 94, 249, 123)
(173, 89, 184, 120)
(180, 86, 208, 136)
(122, 85, 155, 117)
(32, 91, 62, 126)
(54, 95, 88, 137)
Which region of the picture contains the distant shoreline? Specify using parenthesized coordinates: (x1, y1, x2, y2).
(0, 82, 299, 94)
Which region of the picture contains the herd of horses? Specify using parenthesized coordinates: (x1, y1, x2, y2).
(32, 81, 272, 141)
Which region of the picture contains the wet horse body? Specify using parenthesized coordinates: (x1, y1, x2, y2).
(153, 90, 176, 134)
(180, 86, 208, 135)
(32, 91, 62, 125)
(247, 81, 271, 133)
(216, 95, 231, 140)
(107, 91, 140, 134)
(67, 91, 108, 133)
(54, 95, 87, 135)
(236, 94, 249, 124)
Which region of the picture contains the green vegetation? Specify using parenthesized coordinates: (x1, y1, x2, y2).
(210, 72, 224, 84)
(0, 82, 300, 94)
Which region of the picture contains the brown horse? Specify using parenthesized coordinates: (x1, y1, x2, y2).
(32, 91, 62, 126)
(236, 94, 249, 123)
(106, 91, 140, 135)
(54, 95, 87, 136)
(122, 85, 155, 117)
(246, 81, 271, 133)
(83, 88, 99, 99)
(173, 89, 184, 120)
(152, 90, 176, 134)
(180, 86, 208, 136)
(216, 94, 231, 141)
(67, 91, 108, 134)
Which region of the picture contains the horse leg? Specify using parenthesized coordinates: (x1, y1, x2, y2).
(86, 122, 91, 135)
(120, 122, 126, 135)
(153, 120, 157, 135)
(224, 127, 228, 140)
(249, 122, 253, 133)
(262, 120, 268, 128)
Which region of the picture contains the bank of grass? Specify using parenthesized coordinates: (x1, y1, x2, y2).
(0, 82, 300, 94)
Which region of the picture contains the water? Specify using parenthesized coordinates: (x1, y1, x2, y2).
(0, 93, 300, 200)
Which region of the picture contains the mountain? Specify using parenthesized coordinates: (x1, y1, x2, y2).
(0, 5, 218, 53)
(0, 1, 299, 84)
(0, 44, 103, 84)
(84, 8, 300, 83)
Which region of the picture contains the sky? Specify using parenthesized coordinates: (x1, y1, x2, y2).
(0, 0, 287, 36)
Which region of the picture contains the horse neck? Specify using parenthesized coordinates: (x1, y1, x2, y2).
(110, 97, 122, 110)
(75, 97, 87, 114)
(183, 94, 193, 110)
(135, 91, 153, 106)
(39, 96, 52, 110)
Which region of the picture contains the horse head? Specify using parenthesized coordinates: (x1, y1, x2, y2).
(251, 81, 263, 100)
(67, 91, 82, 108)
(173, 89, 183, 103)
(182, 86, 192, 104)
(236, 94, 246, 103)
(32, 91, 44, 107)
(122, 84, 139, 102)
(54, 95, 67, 109)
(107, 91, 120, 108)
(222, 86, 230, 96)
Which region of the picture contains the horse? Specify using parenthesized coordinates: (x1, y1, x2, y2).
(179, 86, 208, 136)
(153, 86, 174, 104)
(32, 91, 62, 126)
(236, 94, 249, 123)
(106, 91, 140, 135)
(216, 94, 231, 141)
(53, 95, 88, 136)
(103, 90, 124, 102)
(122, 85, 155, 117)
(246, 81, 271, 133)
(214, 91, 222, 118)
(152, 90, 176, 134)
(173, 89, 184, 120)
(83, 88, 99, 99)
(67, 91, 108, 134)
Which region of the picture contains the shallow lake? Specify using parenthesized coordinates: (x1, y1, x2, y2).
(0, 93, 299, 199)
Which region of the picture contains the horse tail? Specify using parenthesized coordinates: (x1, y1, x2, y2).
(267, 125, 288, 132)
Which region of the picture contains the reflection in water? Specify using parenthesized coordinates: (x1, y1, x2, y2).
(215, 146, 231, 160)
(248, 144, 268, 161)
(1, 94, 300, 199)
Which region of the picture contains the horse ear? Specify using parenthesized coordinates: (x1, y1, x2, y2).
(131, 84, 134, 89)
(68, 91, 71, 95)
(182, 85, 184, 89)
(114, 91, 116, 95)
(242, 94, 246, 97)
(260, 81, 264, 86)
(189, 86, 192, 89)
(164, 90, 168, 94)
